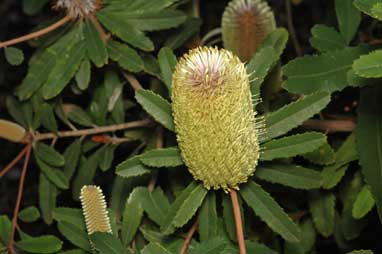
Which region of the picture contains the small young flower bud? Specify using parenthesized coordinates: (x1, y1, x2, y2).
(222, 0, 276, 62)
(172, 47, 261, 191)
(80, 185, 112, 235)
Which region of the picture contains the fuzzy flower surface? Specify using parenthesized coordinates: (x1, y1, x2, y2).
(172, 47, 260, 191)
(54, 0, 100, 18)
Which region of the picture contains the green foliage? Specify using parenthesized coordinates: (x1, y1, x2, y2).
(4, 47, 24, 66)
(140, 147, 183, 167)
(310, 25, 346, 52)
(335, 0, 361, 44)
(15, 235, 62, 254)
(309, 191, 336, 237)
(18, 206, 40, 223)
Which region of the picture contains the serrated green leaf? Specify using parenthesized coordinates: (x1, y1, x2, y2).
(34, 142, 65, 167)
(84, 19, 108, 67)
(75, 59, 91, 90)
(63, 139, 82, 180)
(303, 142, 336, 165)
(38, 103, 58, 132)
(161, 181, 207, 235)
(36, 157, 69, 189)
(309, 191, 335, 237)
(116, 155, 151, 179)
(283, 47, 369, 94)
(140, 187, 170, 226)
(116, 9, 186, 31)
(121, 187, 144, 246)
(346, 250, 374, 254)
(246, 47, 277, 96)
(64, 104, 94, 127)
(352, 185, 375, 219)
(18, 206, 40, 223)
(255, 164, 322, 189)
(108, 40, 143, 72)
(139, 147, 183, 167)
(0, 216, 11, 245)
(39, 173, 57, 225)
(98, 144, 117, 171)
(141, 242, 175, 254)
(354, 0, 382, 20)
(189, 237, 228, 254)
(357, 85, 382, 220)
(4, 47, 24, 66)
(245, 241, 278, 254)
(97, 11, 154, 51)
(335, 0, 361, 44)
(353, 50, 382, 78)
(265, 92, 330, 140)
(322, 165, 347, 190)
(198, 192, 218, 242)
(90, 232, 130, 254)
(57, 221, 91, 251)
(16, 235, 62, 254)
(310, 25, 346, 52)
(60, 250, 86, 254)
(260, 28, 289, 58)
(42, 40, 86, 99)
(164, 17, 201, 49)
(158, 47, 177, 91)
(52, 207, 85, 229)
(261, 132, 326, 160)
(135, 89, 174, 131)
(240, 181, 301, 242)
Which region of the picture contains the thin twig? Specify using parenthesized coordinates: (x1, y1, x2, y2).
(8, 145, 31, 254)
(0, 15, 72, 48)
(148, 127, 164, 192)
(180, 221, 198, 254)
(34, 119, 151, 141)
(302, 119, 356, 133)
(285, 0, 302, 56)
(0, 146, 28, 178)
(230, 189, 246, 254)
(89, 14, 109, 41)
(123, 73, 143, 91)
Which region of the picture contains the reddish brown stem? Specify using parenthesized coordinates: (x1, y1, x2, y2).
(89, 14, 109, 41)
(180, 221, 198, 254)
(7, 145, 31, 254)
(230, 189, 246, 254)
(0, 15, 72, 48)
(148, 127, 164, 192)
(0, 146, 28, 178)
(303, 119, 356, 133)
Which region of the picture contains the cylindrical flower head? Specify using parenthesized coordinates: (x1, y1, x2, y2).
(80, 185, 112, 235)
(172, 47, 260, 191)
(222, 0, 276, 62)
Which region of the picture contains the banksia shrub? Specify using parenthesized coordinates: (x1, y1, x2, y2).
(80, 185, 112, 235)
(172, 47, 261, 191)
(222, 0, 276, 61)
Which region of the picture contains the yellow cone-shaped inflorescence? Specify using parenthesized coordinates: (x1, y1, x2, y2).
(172, 47, 260, 191)
(80, 185, 112, 235)
(222, 0, 276, 62)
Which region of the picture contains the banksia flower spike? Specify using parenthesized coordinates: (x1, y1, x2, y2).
(222, 0, 276, 62)
(54, 0, 101, 18)
(172, 47, 261, 191)
(80, 185, 112, 235)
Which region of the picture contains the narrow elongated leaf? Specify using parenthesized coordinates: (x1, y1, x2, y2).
(283, 47, 368, 94)
(84, 19, 108, 67)
(98, 144, 117, 171)
(140, 187, 170, 226)
(246, 47, 277, 96)
(245, 241, 278, 254)
(240, 181, 300, 242)
(310, 25, 346, 52)
(63, 139, 82, 180)
(116, 155, 151, 179)
(5, 47, 24, 66)
(34, 142, 65, 167)
(90, 232, 131, 254)
(72, 152, 100, 200)
(265, 92, 330, 140)
(120, 9, 186, 31)
(255, 164, 322, 189)
(164, 17, 201, 49)
(16, 235, 62, 254)
(0, 215, 11, 245)
(75, 59, 91, 90)
(108, 40, 143, 72)
(346, 250, 374, 254)
(260, 132, 326, 160)
(36, 157, 69, 189)
(142, 242, 175, 254)
(39, 103, 58, 132)
(352, 185, 375, 219)
(43, 40, 86, 99)
(140, 147, 183, 167)
(260, 28, 289, 59)
(198, 192, 219, 242)
(354, 0, 382, 20)
(357, 85, 382, 219)
(57, 221, 91, 251)
(161, 181, 207, 235)
(158, 47, 177, 91)
(353, 50, 382, 78)
(309, 191, 335, 237)
(18, 206, 40, 223)
(121, 187, 144, 246)
(189, 238, 228, 254)
(303, 142, 335, 165)
(64, 104, 94, 127)
(97, 11, 154, 51)
(52, 207, 85, 229)
(135, 89, 174, 131)
(335, 0, 361, 44)
(39, 173, 57, 225)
